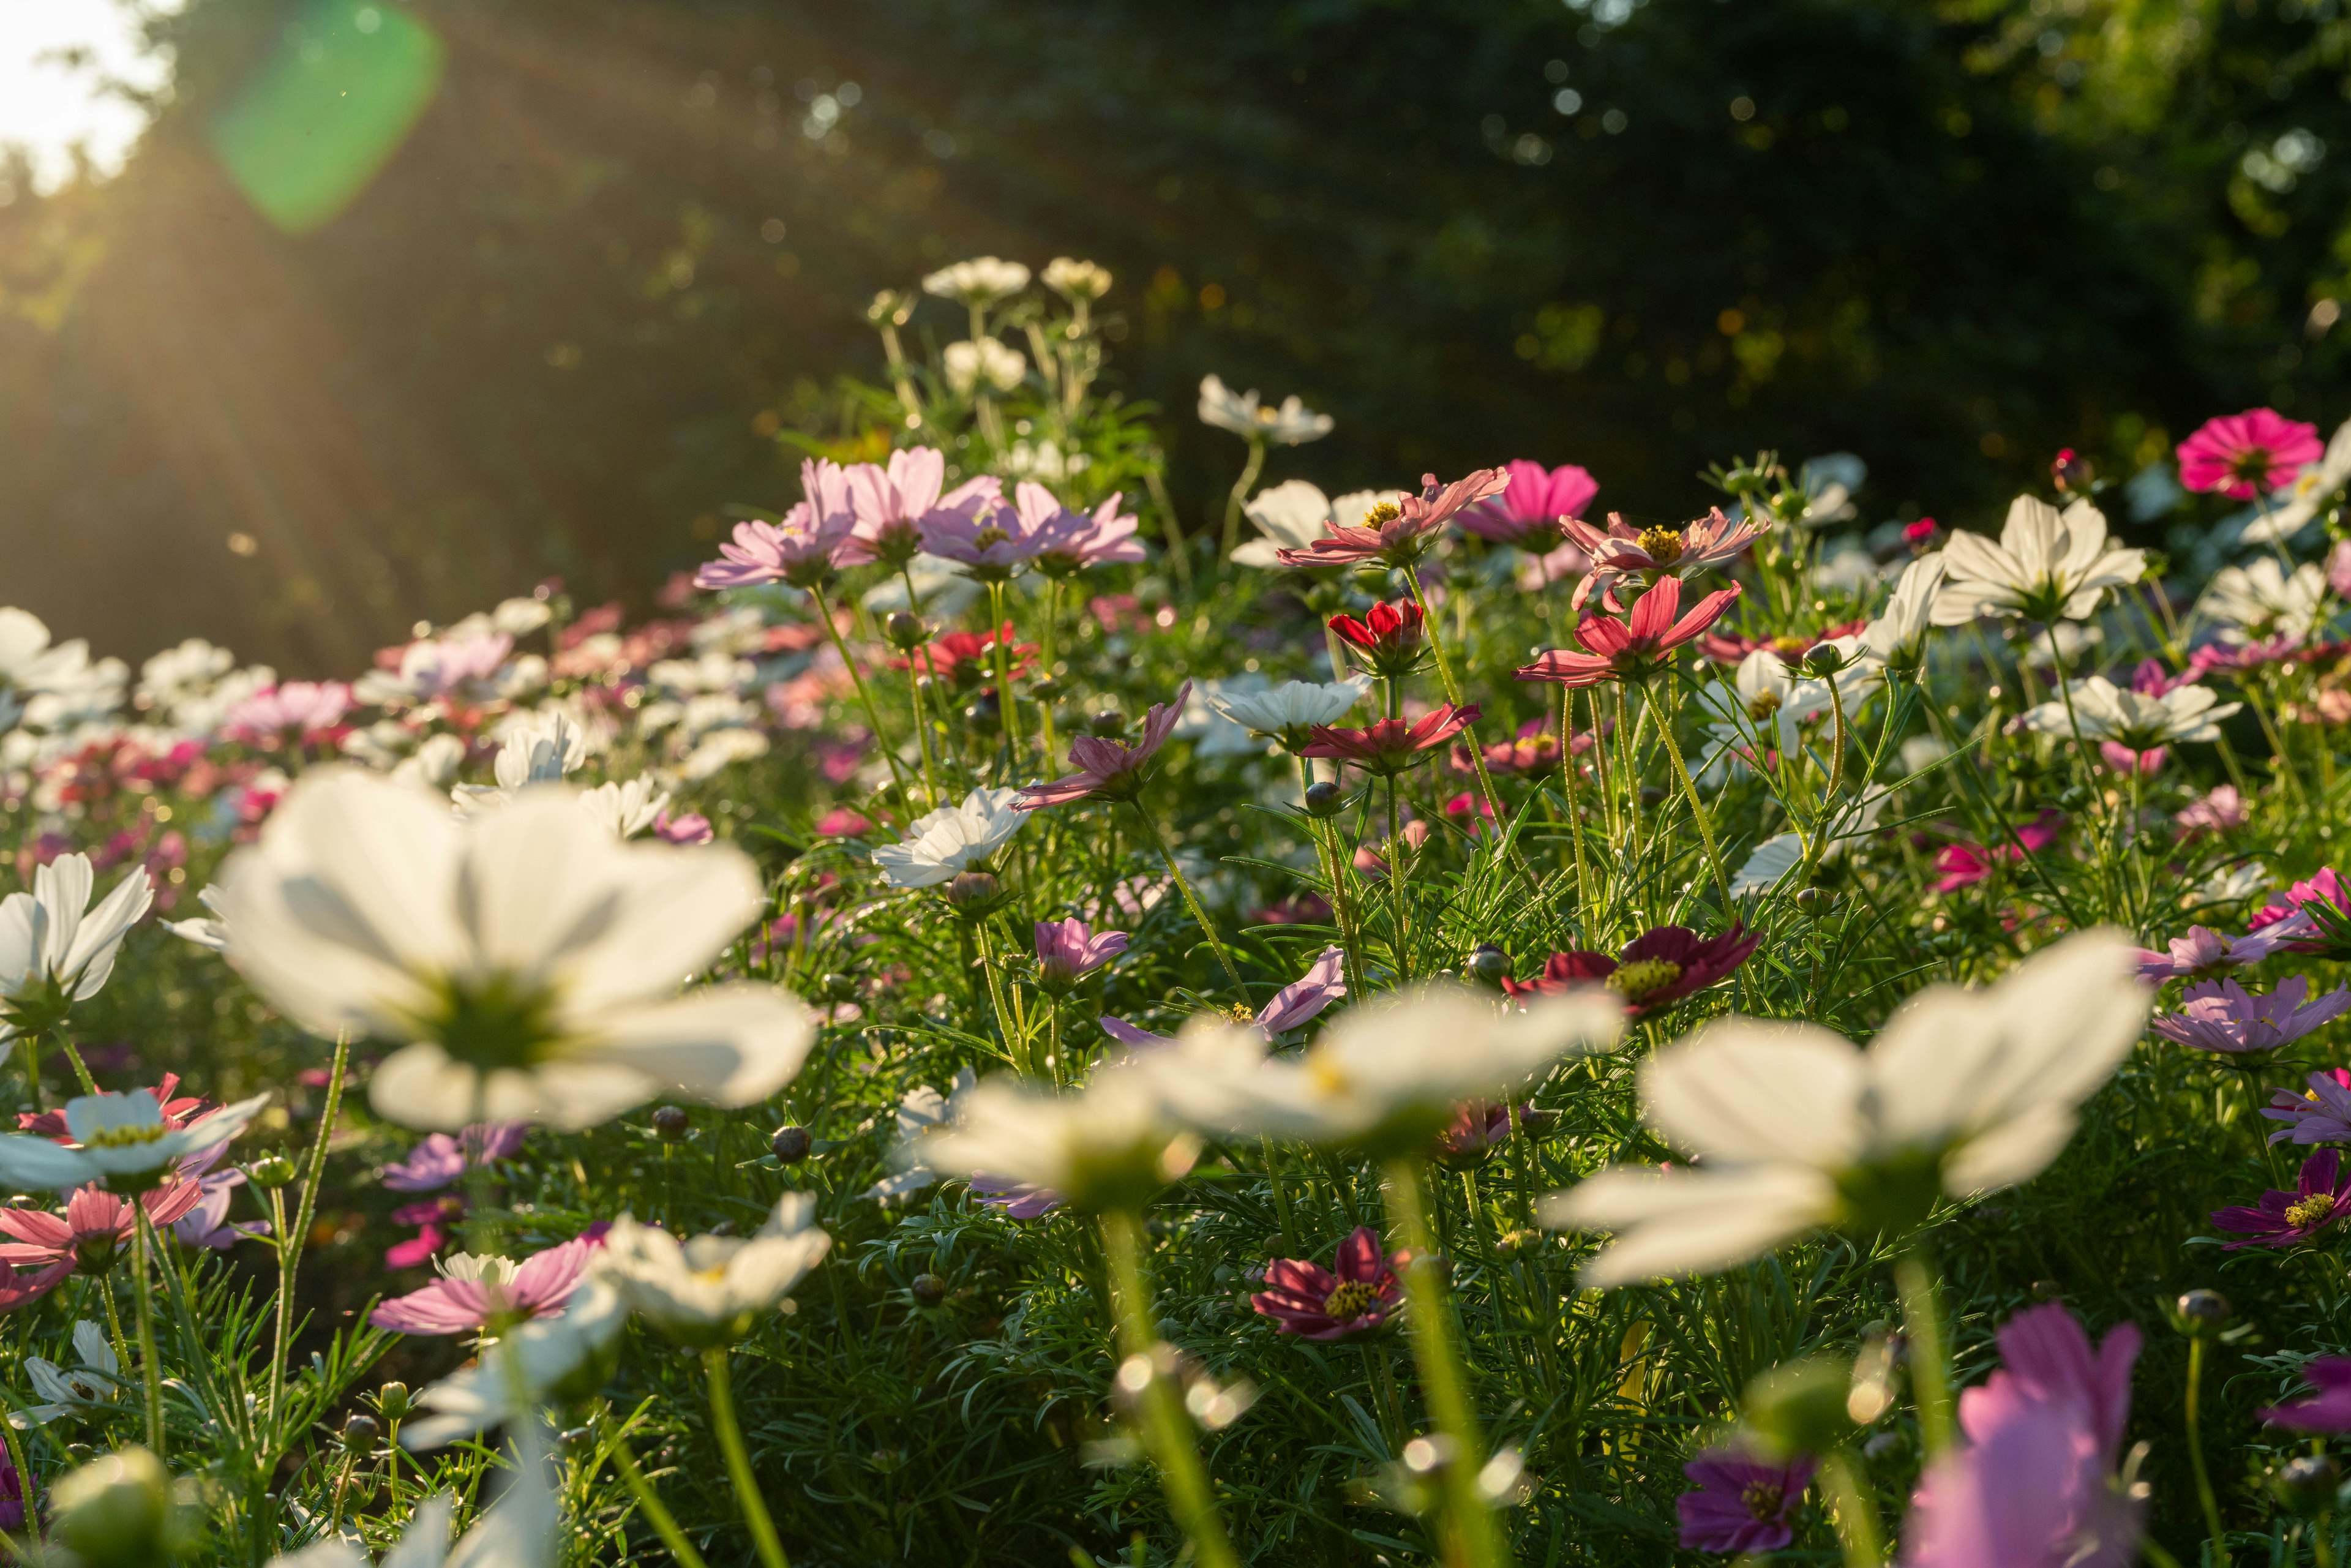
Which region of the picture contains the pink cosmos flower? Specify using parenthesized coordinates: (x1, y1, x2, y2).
(1515, 577, 1744, 689)
(1034, 918, 1128, 992)
(381, 1123, 530, 1193)
(695, 511, 851, 592)
(1502, 924, 1760, 1019)
(2133, 925, 2296, 983)
(1299, 703, 1481, 776)
(1565, 507, 1769, 611)
(1432, 1102, 1559, 1166)
(651, 808, 714, 845)
(1932, 811, 2065, 892)
(400, 631, 514, 702)
(1016, 683, 1190, 809)
(2263, 1356, 2351, 1431)
(0, 1182, 209, 1304)
(1101, 947, 1348, 1050)
(2252, 866, 2349, 941)
(1251, 1226, 1409, 1340)
(2214, 1148, 2351, 1248)
(814, 807, 873, 838)
(2173, 786, 2246, 838)
(2264, 1067, 2351, 1146)
(2151, 974, 2351, 1058)
(1023, 484, 1146, 576)
(369, 1232, 601, 1335)
(1327, 600, 1425, 679)
(1275, 469, 1510, 569)
(1678, 1447, 1816, 1555)
(1457, 459, 1599, 550)
(2177, 408, 2323, 500)
(225, 681, 353, 744)
(1697, 619, 1869, 667)
(1902, 1303, 2143, 1568)
(2096, 741, 2165, 776)
(841, 448, 997, 569)
(388, 1194, 464, 1269)
(920, 490, 1062, 580)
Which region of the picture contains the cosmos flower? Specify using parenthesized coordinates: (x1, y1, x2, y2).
(1933, 811, 2066, 893)
(943, 337, 1028, 394)
(1017, 683, 1190, 809)
(1275, 470, 1509, 570)
(265, 1454, 555, 1568)
(381, 1123, 530, 1193)
(2150, 975, 2351, 1059)
(1197, 373, 1334, 446)
(2263, 1068, 2351, 1146)
(2197, 558, 2328, 647)
(401, 1278, 630, 1450)
(2212, 1148, 2351, 1248)
(1678, 1447, 1815, 1555)
(1689, 650, 1832, 776)
(2133, 925, 2298, 983)
(217, 771, 813, 1132)
(1565, 508, 1768, 611)
(1516, 577, 1744, 689)
(1930, 495, 2145, 625)
(2262, 1357, 2351, 1431)
(1862, 552, 1948, 672)
(1250, 1226, 1409, 1340)
(2252, 866, 2350, 940)
(891, 621, 1037, 686)
(1299, 704, 1482, 777)
(872, 787, 1029, 888)
(841, 449, 996, 571)
(1207, 678, 1368, 752)
(1547, 931, 2147, 1285)
(11, 1322, 121, 1428)
(693, 490, 857, 594)
(1024, 485, 1146, 576)
(2177, 407, 2323, 500)
(1233, 481, 1404, 569)
(17, 1075, 204, 1141)
(448, 711, 585, 819)
(0, 1182, 209, 1303)
(1328, 600, 1426, 680)
(2174, 786, 2247, 838)
(0, 854, 154, 1042)
(1035, 919, 1128, 993)
(969, 1174, 1063, 1218)
(2246, 413, 2351, 543)
(1431, 1101, 1559, 1165)
(0, 1090, 269, 1194)
(594, 1195, 831, 1348)
(1457, 460, 1599, 550)
(2015, 675, 2239, 751)
(1101, 948, 1348, 1050)
(1042, 257, 1112, 301)
(906, 1064, 1200, 1215)
(919, 493, 1059, 580)
(370, 1234, 601, 1336)
(170, 1149, 270, 1252)
(924, 256, 1031, 309)
(577, 777, 672, 840)
(223, 681, 353, 745)
(1502, 924, 1762, 1020)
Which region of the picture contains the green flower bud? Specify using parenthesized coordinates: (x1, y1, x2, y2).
(51, 1446, 173, 1568)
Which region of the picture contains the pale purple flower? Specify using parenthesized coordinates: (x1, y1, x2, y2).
(1034, 918, 1128, 992)
(381, 1123, 530, 1194)
(1017, 683, 1190, 809)
(1458, 459, 1599, 550)
(2132, 924, 2297, 983)
(2174, 786, 2247, 838)
(1100, 946, 1346, 1049)
(170, 1145, 270, 1251)
(1678, 1447, 1815, 1555)
(369, 1231, 601, 1335)
(652, 809, 714, 846)
(696, 460, 857, 590)
(2263, 1356, 2351, 1431)
(1027, 484, 1146, 576)
(970, 1174, 1062, 1218)
(225, 681, 353, 742)
(2265, 1068, 2351, 1146)
(399, 631, 513, 701)
(841, 448, 997, 570)
(920, 489, 1061, 580)
(2151, 974, 2351, 1057)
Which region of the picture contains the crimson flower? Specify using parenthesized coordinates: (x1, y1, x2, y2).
(891, 622, 1037, 687)
(1932, 811, 2065, 892)
(2177, 408, 2323, 500)
(1250, 1226, 1409, 1340)
(1018, 683, 1190, 809)
(1679, 1447, 1816, 1555)
(1503, 923, 1760, 1018)
(1515, 577, 1743, 689)
(370, 1232, 601, 1335)
(1300, 703, 1480, 777)
(1328, 599, 1425, 678)
(1457, 459, 1598, 550)
(1565, 507, 1768, 611)
(1275, 468, 1508, 569)
(2213, 1148, 2351, 1248)
(0, 1182, 208, 1304)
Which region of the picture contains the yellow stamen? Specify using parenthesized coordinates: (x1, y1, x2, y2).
(1606, 958, 1685, 1003)
(1322, 1281, 1380, 1321)
(2287, 1193, 2336, 1229)
(1636, 525, 1685, 565)
(1362, 500, 1403, 529)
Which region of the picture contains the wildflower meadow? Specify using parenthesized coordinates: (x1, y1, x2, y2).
(9, 253, 2351, 1567)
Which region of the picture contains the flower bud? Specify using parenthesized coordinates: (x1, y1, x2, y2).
(1464, 944, 1509, 988)
(964, 694, 1000, 733)
(51, 1446, 173, 1568)
(771, 1125, 812, 1165)
(817, 971, 859, 1004)
(650, 1106, 692, 1142)
(2274, 1454, 2341, 1517)
(1743, 1356, 1856, 1460)
(1793, 887, 1837, 919)
(945, 870, 1006, 917)
(1800, 642, 1849, 678)
(1303, 780, 1346, 817)
(340, 1413, 381, 1455)
(883, 611, 927, 650)
(247, 1155, 298, 1188)
(2174, 1289, 2233, 1335)
(910, 1273, 948, 1307)
(372, 1381, 414, 1422)
(1088, 709, 1127, 737)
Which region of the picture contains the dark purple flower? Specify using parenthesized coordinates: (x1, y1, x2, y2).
(1017, 684, 1190, 809)
(1432, 1102, 1559, 1167)
(2262, 1356, 2351, 1431)
(1678, 1447, 1815, 1555)
(1251, 1226, 1408, 1340)
(2213, 1148, 2351, 1248)
(969, 1174, 1062, 1219)
(1502, 923, 1760, 1019)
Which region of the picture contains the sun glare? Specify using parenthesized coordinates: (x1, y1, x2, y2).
(0, 0, 182, 194)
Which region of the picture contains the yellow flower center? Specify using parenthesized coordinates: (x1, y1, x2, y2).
(2287, 1193, 2336, 1229)
(1741, 1481, 1785, 1521)
(1606, 958, 1685, 1002)
(1747, 691, 1783, 721)
(973, 526, 1010, 550)
(1362, 500, 1403, 529)
(80, 1122, 167, 1150)
(1637, 525, 1685, 565)
(1322, 1281, 1380, 1321)
(1224, 1002, 1259, 1023)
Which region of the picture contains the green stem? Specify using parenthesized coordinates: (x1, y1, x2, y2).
(986, 583, 1026, 775)
(1387, 776, 1411, 983)
(1261, 1135, 1300, 1255)
(703, 1347, 792, 1568)
(1644, 683, 1731, 910)
(1381, 1156, 1509, 1568)
(1099, 1210, 1242, 1568)
(132, 1202, 163, 1457)
(1894, 1246, 1954, 1460)
(603, 1408, 711, 1568)
(1817, 1451, 1883, 1568)
(1403, 572, 1516, 853)
(1038, 577, 1061, 772)
(2186, 1337, 2229, 1567)
(54, 1030, 94, 1097)
(1128, 802, 1245, 997)
(1561, 686, 1594, 914)
(1221, 438, 1266, 559)
(13, 1036, 40, 1116)
(811, 583, 912, 800)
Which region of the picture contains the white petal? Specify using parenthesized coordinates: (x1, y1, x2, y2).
(1543, 1164, 1835, 1286)
(1641, 1019, 1867, 1166)
(574, 985, 814, 1113)
(1941, 1105, 2079, 1196)
(0, 1135, 98, 1191)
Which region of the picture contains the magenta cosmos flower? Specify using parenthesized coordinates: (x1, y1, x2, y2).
(1327, 599, 1425, 680)
(1021, 483, 1146, 577)
(841, 448, 999, 570)
(380, 1122, 530, 1193)
(0, 1182, 208, 1305)
(1034, 918, 1128, 992)
(1299, 703, 1480, 776)
(2263, 1356, 2351, 1431)
(1275, 468, 1509, 570)
(1102, 947, 1347, 1049)
(1565, 507, 1768, 611)
(694, 458, 858, 591)
(2252, 866, 2350, 948)
(1433, 1101, 1560, 1166)
(2213, 1148, 2351, 1248)
(369, 1231, 602, 1335)
(1932, 811, 2064, 892)
(1678, 1447, 1815, 1555)
(2152, 974, 2351, 1059)
(224, 681, 353, 745)
(1018, 683, 1190, 809)
(1502, 923, 1760, 1019)
(2132, 923, 2298, 984)
(2264, 1068, 2351, 1146)
(1903, 1303, 2143, 1568)
(2177, 408, 2323, 500)
(1457, 459, 1599, 550)
(1515, 577, 1744, 689)
(1250, 1225, 1409, 1340)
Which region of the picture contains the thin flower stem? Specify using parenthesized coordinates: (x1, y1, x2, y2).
(1643, 683, 1731, 910)
(2319, 1513, 2338, 1568)
(1261, 1135, 1300, 1255)
(1561, 686, 1593, 913)
(1817, 1450, 1884, 1568)
(1387, 776, 1411, 982)
(1380, 1156, 1509, 1568)
(1099, 1209, 1242, 1568)
(811, 583, 911, 800)
(0, 1408, 38, 1541)
(2185, 1337, 2230, 1567)
(12, 1037, 40, 1116)
(54, 1030, 95, 1097)
(601, 1409, 711, 1568)
(1037, 578, 1061, 770)
(986, 583, 1027, 773)
(1402, 572, 1515, 843)
(969, 918, 1027, 1071)
(703, 1347, 792, 1568)
(1128, 802, 1245, 998)
(132, 1203, 163, 1457)
(1220, 438, 1266, 559)
(1894, 1246, 1954, 1460)
(276, 1031, 349, 1427)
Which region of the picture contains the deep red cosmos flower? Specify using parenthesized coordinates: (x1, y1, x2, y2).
(1515, 577, 1743, 689)
(1250, 1226, 1411, 1340)
(1328, 600, 1425, 679)
(1502, 923, 1761, 1018)
(2213, 1148, 2351, 1249)
(891, 621, 1038, 688)
(1299, 703, 1481, 777)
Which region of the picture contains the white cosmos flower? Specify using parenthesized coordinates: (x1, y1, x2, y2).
(0, 609, 103, 728)
(1198, 374, 1335, 447)
(1138, 986, 1624, 1158)
(942, 336, 1027, 395)
(402, 1278, 628, 1451)
(386, 733, 470, 790)
(2017, 675, 2240, 749)
(0, 854, 154, 1038)
(595, 1194, 831, 1348)
(860, 1068, 975, 1202)
(1232, 481, 1400, 568)
(909, 1063, 1198, 1214)
(1692, 651, 1825, 779)
(871, 787, 1027, 890)
(1209, 677, 1370, 749)
(0, 1089, 269, 1191)
(1862, 552, 1946, 670)
(217, 770, 814, 1132)
(923, 256, 1032, 308)
(12, 1321, 119, 1428)
(1041, 257, 1112, 302)
(162, 885, 230, 955)
(2197, 558, 2328, 645)
(268, 1462, 557, 1568)
(2246, 413, 2351, 545)
(1930, 495, 2145, 625)
(450, 712, 587, 819)
(492, 596, 553, 637)
(1545, 930, 2147, 1286)
(577, 777, 672, 839)
(1728, 790, 1889, 898)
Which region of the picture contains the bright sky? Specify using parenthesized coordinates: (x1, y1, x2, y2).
(0, 0, 182, 192)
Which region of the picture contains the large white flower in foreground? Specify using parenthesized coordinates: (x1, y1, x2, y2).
(1138, 986, 1624, 1158)
(910, 1063, 1199, 1214)
(217, 770, 812, 1131)
(871, 787, 1027, 890)
(1546, 930, 2147, 1286)
(1931, 497, 2145, 625)
(402, 1279, 628, 1451)
(596, 1194, 831, 1348)
(0, 854, 154, 1039)
(2197, 558, 2327, 646)
(2016, 676, 2239, 750)
(0, 1089, 269, 1191)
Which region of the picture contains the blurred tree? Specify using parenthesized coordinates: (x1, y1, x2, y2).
(0, 0, 2340, 669)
